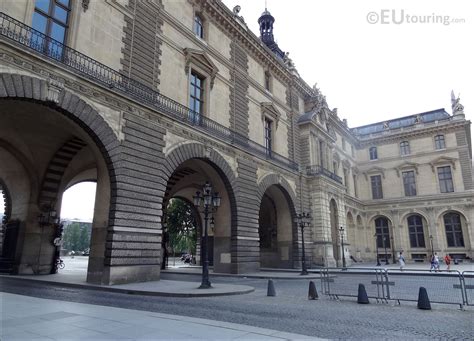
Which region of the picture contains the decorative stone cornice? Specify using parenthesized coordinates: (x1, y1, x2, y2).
(183, 48, 219, 89)
(261, 102, 281, 129)
(395, 161, 420, 177)
(429, 156, 457, 172)
(363, 166, 385, 180)
(195, 0, 314, 97)
(46, 77, 64, 103)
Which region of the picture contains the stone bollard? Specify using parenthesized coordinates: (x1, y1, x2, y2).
(267, 279, 276, 297)
(417, 287, 431, 310)
(357, 283, 369, 304)
(308, 281, 318, 300)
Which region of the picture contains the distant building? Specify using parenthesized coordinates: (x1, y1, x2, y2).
(0, 1, 471, 284)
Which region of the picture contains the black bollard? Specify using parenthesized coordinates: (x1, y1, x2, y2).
(417, 287, 431, 310)
(267, 279, 276, 297)
(308, 281, 318, 300)
(357, 283, 369, 304)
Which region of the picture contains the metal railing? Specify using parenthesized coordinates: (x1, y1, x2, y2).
(319, 267, 471, 309)
(306, 165, 343, 184)
(0, 12, 298, 171)
(462, 271, 474, 306)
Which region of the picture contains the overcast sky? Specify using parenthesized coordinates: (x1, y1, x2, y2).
(222, 0, 473, 128)
(3, 1, 472, 221)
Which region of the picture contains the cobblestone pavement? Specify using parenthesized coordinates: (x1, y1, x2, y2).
(1, 273, 473, 340)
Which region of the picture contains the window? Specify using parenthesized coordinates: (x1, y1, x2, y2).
(369, 146, 377, 160)
(31, 0, 71, 58)
(194, 14, 203, 38)
(319, 141, 324, 167)
(435, 135, 446, 150)
(402, 170, 416, 196)
(343, 168, 349, 191)
(351, 145, 355, 157)
(400, 141, 410, 156)
(264, 118, 272, 156)
(444, 213, 464, 247)
(264, 71, 271, 92)
(408, 215, 425, 248)
(375, 217, 390, 248)
(437, 166, 454, 193)
(342, 138, 346, 151)
(353, 174, 358, 197)
(370, 175, 383, 199)
(189, 71, 205, 121)
(333, 161, 338, 174)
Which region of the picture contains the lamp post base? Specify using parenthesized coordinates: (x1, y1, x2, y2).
(198, 282, 212, 289)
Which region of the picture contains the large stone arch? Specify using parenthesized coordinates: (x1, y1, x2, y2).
(162, 142, 239, 272)
(0, 73, 165, 285)
(256, 173, 297, 208)
(0, 73, 120, 189)
(162, 142, 237, 214)
(256, 173, 299, 269)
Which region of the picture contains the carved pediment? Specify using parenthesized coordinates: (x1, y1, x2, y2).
(429, 156, 457, 172)
(395, 161, 420, 177)
(183, 48, 219, 88)
(342, 159, 351, 169)
(261, 102, 281, 128)
(363, 166, 385, 180)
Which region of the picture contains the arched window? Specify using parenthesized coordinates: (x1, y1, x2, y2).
(407, 215, 425, 247)
(444, 213, 464, 247)
(375, 217, 390, 248)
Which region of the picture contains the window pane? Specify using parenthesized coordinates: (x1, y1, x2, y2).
(35, 0, 50, 13)
(57, 0, 70, 7)
(32, 12, 48, 33)
(50, 22, 66, 42)
(53, 4, 68, 23)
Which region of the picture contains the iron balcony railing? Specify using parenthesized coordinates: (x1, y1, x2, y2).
(0, 12, 298, 171)
(306, 165, 343, 184)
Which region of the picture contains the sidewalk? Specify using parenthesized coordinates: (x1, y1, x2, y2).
(0, 293, 322, 340)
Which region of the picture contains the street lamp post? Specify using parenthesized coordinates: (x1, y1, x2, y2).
(296, 212, 311, 275)
(193, 181, 221, 289)
(339, 226, 346, 268)
(429, 235, 434, 256)
(383, 236, 389, 265)
(374, 233, 381, 266)
(390, 235, 396, 264)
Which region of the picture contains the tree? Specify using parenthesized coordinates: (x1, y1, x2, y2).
(63, 222, 90, 252)
(166, 198, 197, 256)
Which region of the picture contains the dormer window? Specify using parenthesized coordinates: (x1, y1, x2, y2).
(194, 14, 204, 38)
(435, 135, 446, 150)
(400, 141, 410, 156)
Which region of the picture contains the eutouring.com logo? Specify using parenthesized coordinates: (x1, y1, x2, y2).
(366, 9, 465, 25)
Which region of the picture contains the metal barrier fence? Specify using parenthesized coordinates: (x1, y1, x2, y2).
(320, 267, 471, 309)
(320, 268, 389, 303)
(463, 271, 474, 306)
(385, 269, 464, 308)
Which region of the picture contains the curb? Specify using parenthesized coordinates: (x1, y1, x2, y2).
(0, 275, 255, 298)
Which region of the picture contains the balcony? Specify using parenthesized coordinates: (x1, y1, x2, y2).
(306, 165, 343, 184)
(0, 12, 298, 171)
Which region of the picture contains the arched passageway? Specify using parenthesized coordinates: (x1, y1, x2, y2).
(162, 154, 236, 274)
(0, 95, 114, 282)
(258, 183, 297, 269)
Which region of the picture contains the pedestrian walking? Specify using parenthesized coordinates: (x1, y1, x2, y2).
(429, 254, 436, 272)
(398, 250, 405, 271)
(444, 254, 452, 271)
(434, 253, 440, 272)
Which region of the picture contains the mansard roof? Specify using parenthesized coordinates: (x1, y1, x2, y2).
(351, 108, 450, 136)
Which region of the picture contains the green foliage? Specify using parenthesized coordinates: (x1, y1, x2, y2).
(63, 222, 90, 252)
(166, 198, 197, 255)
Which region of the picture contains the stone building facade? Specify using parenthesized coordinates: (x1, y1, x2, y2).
(0, 0, 471, 284)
